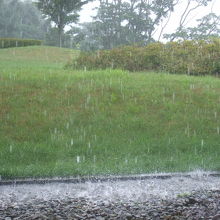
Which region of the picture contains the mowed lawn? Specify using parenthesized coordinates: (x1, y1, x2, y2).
(0, 46, 220, 179)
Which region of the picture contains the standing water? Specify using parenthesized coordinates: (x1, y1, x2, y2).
(0, 171, 220, 219)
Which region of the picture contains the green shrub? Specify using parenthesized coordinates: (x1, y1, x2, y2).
(68, 39, 220, 76)
(0, 38, 42, 49)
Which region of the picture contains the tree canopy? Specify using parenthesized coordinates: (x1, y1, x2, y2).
(0, 0, 218, 49)
(164, 13, 220, 41)
(74, 0, 178, 50)
(0, 0, 47, 40)
(36, 0, 89, 47)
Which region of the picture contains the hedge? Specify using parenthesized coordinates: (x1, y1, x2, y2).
(0, 38, 42, 49)
(67, 39, 220, 76)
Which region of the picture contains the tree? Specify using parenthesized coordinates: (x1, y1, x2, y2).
(164, 13, 220, 41)
(36, 0, 89, 47)
(0, 0, 47, 40)
(70, 22, 107, 51)
(123, 0, 178, 44)
(45, 26, 74, 48)
(164, 0, 213, 41)
(71, 0, 178, 50)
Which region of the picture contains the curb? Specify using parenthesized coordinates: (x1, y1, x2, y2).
(1, 172, 220, 186)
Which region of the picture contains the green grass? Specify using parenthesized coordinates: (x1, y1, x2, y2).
(0, 46, 220, 179)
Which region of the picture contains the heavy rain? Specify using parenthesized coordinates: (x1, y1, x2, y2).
(0, 0, 220, 219)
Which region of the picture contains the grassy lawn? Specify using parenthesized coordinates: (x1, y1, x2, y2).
(0, 46, 220, 179)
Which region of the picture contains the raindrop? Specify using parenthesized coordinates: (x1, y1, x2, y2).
(88, 142, 91, 148)
(9, 145, 13, 153)
(185, 124, 190, 137)
(214, 112, 217, 119)
(43, 110, 47, 116)
(76, 156, 80, 163)
(193, 130, 197, 136)
(172, 92, 175, 103)
(194, 146, 197, 155)
(190, 84, 195, 89)
(120, 81, 123, 93)
(135, 157, 138, 164)
(101, 85, 104, 96)
(66, 122, 69, 129)
(71, 138, 74, 146)
(90, 79, 93, 87)
(111, 62, 114, 69)
(86, 94, 91, 104)
(109, 78, 112, 88)
(201, 158, 204, 166)
(217, 127, 220, 135)
(122, 93, 125, 100)
(201, 139, 204, 147)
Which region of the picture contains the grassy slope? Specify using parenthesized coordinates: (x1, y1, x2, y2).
(0, 46, 220, 179)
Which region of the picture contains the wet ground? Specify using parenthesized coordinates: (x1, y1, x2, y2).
(0, 171, 220, 219)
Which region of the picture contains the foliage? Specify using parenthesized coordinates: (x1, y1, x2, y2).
(70, 0, 178, 50)
(0, 38, 42, 48)
(36, 0, 89, 47)
(164, 13, 220, 41)
(164, 0, 213, 41)
(68, 39, 220, 75)
(44, 27, 73, 48)
(0, 0, 47, 40)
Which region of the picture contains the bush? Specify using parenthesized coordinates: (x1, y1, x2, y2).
(0, 38, 42, 49)
(67, 39, 220, 76)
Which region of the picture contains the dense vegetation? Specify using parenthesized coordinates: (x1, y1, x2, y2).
(72, 0, 220, 51)
(0, 0, 47, 40)
(1, 0, 219, 49)
(0, 38, 42, 48)
(68, 39, 220, 76)
(0, 46, 220, 179)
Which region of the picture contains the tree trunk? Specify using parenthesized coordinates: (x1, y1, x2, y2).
(58, 27, 63, 48)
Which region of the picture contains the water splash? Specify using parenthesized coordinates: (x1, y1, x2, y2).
(0, 172, 219, 205)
